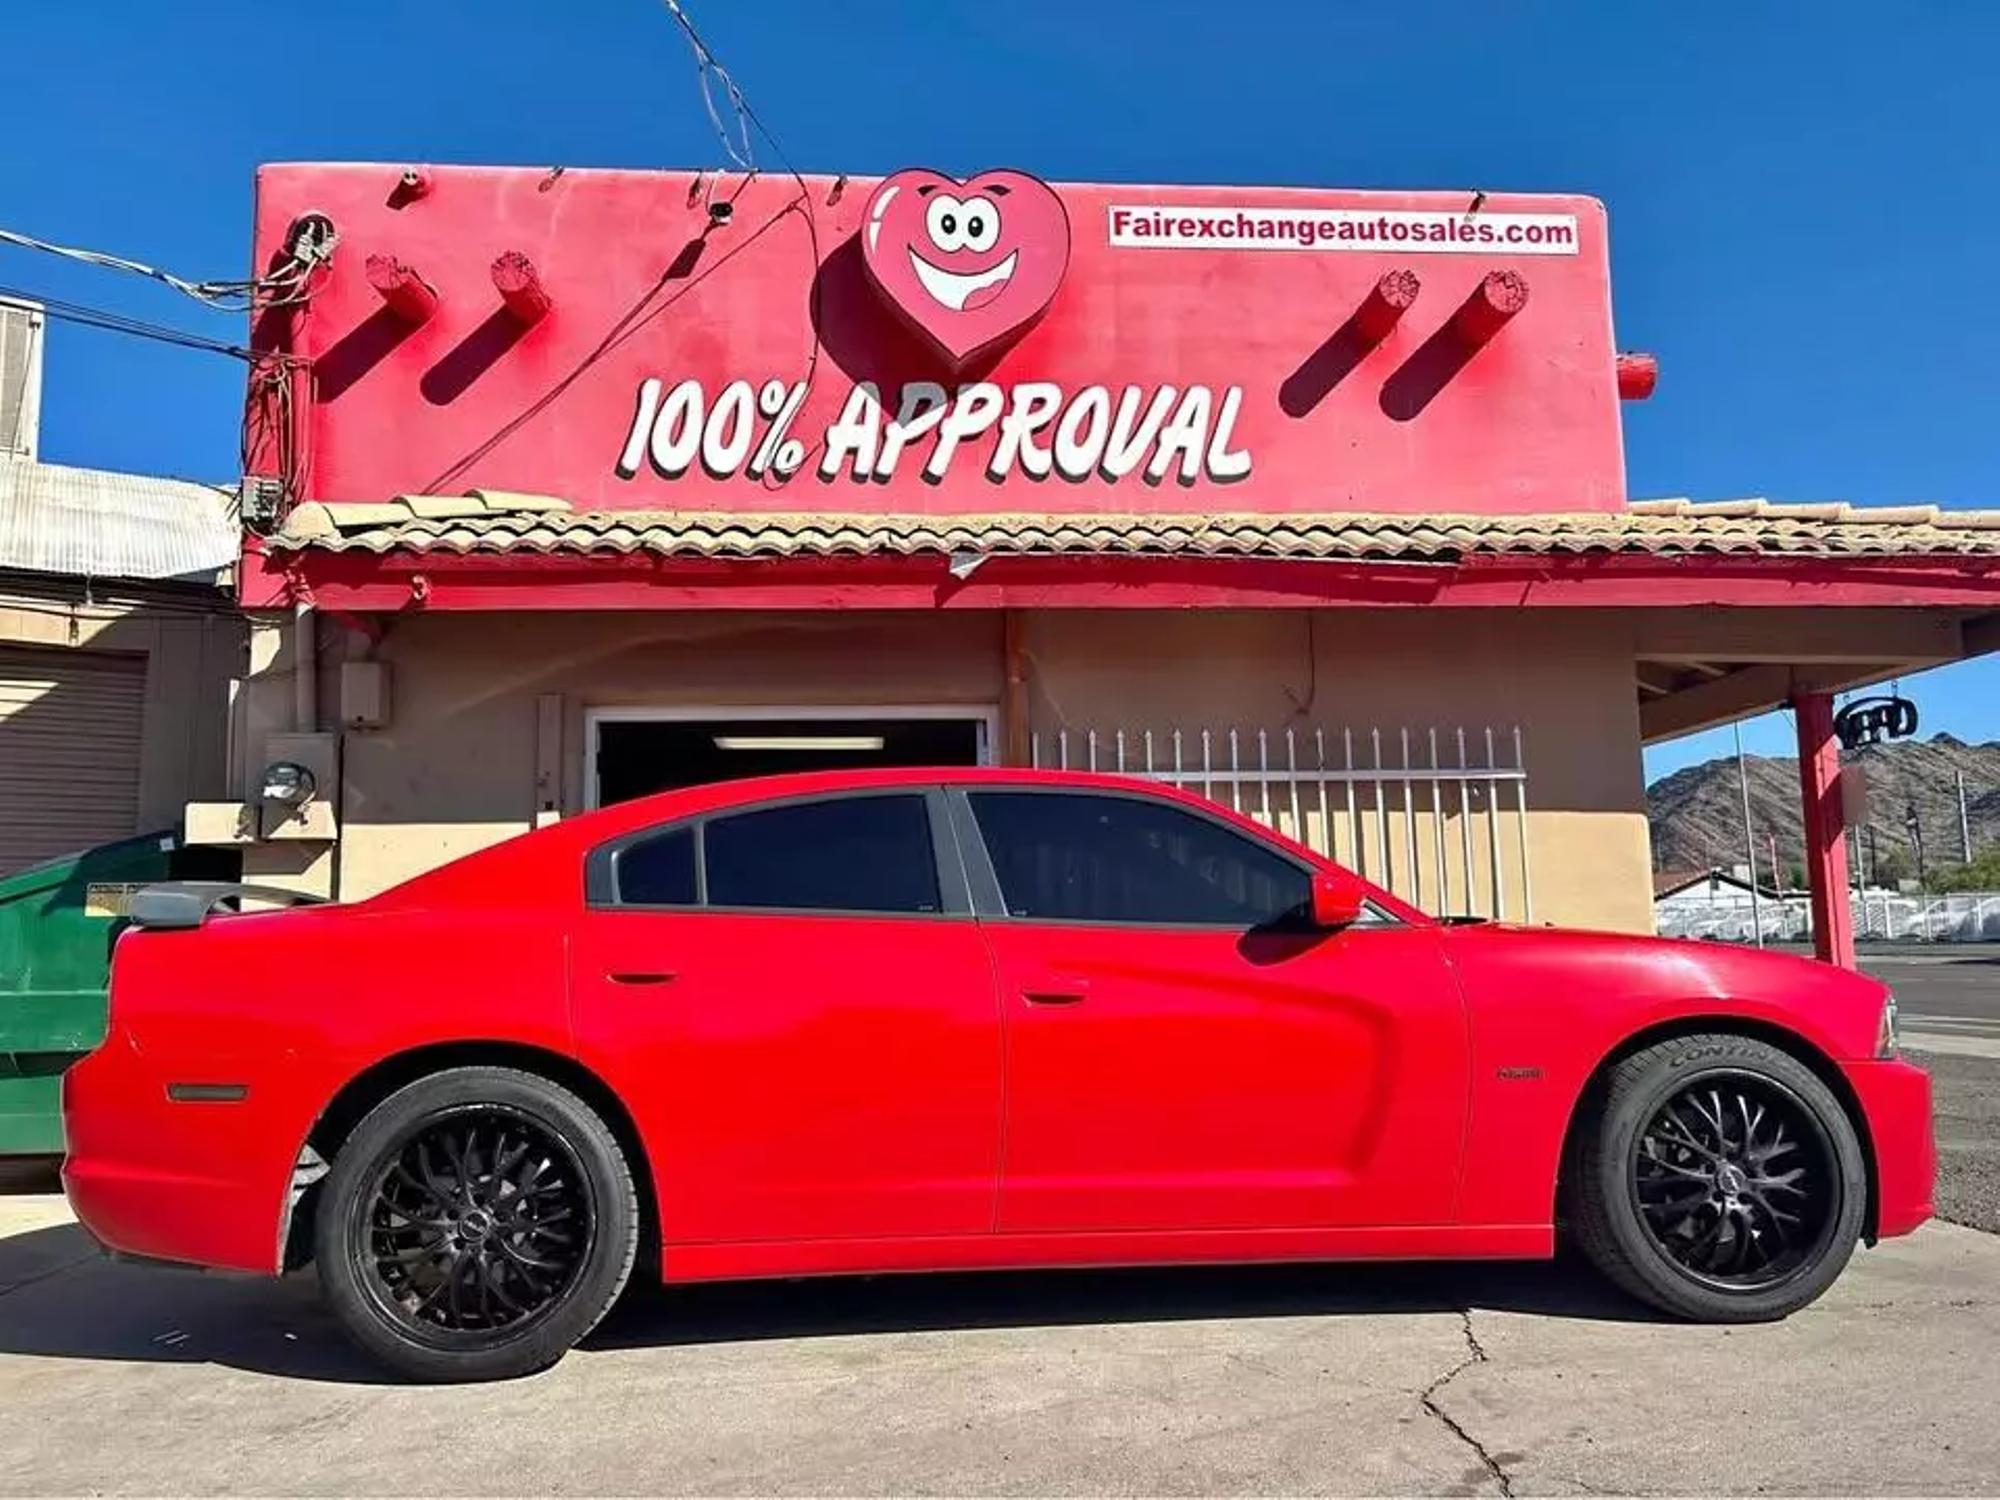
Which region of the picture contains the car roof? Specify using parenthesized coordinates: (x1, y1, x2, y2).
(362, 765, 1347, 913)
(587, 764, 1191, 828)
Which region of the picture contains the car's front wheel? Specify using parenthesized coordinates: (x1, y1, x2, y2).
(1565, 1032, 1868, 1321)
(314, 1065, 639, 1381)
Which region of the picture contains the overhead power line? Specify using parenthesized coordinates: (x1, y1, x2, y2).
(0, 284, 293, 364)
(659, 0, 757, 173)
(649, 1, 828, 491)
(0, 217, 335, 313)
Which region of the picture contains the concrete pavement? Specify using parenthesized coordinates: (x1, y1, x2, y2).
(1923, 1051, 2000, 1234)
(1, 1194, 1996, 1496)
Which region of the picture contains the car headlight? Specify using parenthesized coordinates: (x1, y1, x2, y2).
(1876, 992, 1900, 1058)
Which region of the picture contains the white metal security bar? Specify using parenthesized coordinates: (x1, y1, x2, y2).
(1030, 723, 1533, 922)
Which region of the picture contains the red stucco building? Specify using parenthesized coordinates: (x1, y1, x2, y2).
(194, 162, 2000, 960)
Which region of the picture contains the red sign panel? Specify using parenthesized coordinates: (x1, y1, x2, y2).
(252, 165, 1626, 514)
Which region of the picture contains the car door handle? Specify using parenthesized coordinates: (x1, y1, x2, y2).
(608, 970, 677, 986)
(1021, 976, 1090, 1005)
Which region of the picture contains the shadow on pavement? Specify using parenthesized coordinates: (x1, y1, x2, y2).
(0, 1223, 386, 1383)
(589, 1252, 1664, 1352)
(0, 1157, 62, 1194)
(0, 1219, 1664, 1385)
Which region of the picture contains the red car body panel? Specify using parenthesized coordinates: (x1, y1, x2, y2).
(62, 767, 1933, 1283)
(573, 907, 1004, 1242)
(64, 902, 575, 1273)
(984, 921, 1467, 1233)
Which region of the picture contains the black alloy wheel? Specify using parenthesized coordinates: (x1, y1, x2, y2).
(1630, 1073, 1838, 1289)
(362, 1106, 593, 1337)
(315, 1066, 639, 1382)
(1565, 1032, 1869, 1322)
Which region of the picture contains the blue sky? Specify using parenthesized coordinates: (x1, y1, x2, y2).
(3, 1, 1995, 783)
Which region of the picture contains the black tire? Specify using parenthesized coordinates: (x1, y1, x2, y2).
(1564, 1033, 1868, 1322)
(313, 1066, 639, 1382)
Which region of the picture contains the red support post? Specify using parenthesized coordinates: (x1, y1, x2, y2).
(1793, 690, 1857, 968)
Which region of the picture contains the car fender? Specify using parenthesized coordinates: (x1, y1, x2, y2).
(1439, 925, 1889, 1228)
(85, 903, 573, 1271)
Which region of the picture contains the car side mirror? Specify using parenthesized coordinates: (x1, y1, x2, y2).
(1310, 869, 1367, 929)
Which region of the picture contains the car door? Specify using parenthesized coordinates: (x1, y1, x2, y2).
(956, 787, 1469, 1234)
(570, 788, 1003, 1245)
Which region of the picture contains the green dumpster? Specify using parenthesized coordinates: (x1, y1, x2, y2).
(0, 830, 237, 1155)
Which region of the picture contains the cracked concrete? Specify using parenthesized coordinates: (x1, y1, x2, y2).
(2, 1194, 1997, 1495)
(1419, 1311, 1515, 1497)
(1423, 1227, 2000, 1496)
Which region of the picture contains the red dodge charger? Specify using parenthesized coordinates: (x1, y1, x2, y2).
(63, 768, 1934, 1381)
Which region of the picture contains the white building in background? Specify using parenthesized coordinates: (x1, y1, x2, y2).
(0, 296, 243, 874)
(1654, 865, 2000, 944)
(1653, 867, 1804, 943)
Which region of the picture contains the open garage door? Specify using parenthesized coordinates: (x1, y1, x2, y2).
(589, 708, 995, 808)
(0, 646, 145, 875)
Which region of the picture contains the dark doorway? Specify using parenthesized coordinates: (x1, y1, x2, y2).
(593, 715, 988, 807)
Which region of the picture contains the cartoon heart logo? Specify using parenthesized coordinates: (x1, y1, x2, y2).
(860, 168, 1072, 368)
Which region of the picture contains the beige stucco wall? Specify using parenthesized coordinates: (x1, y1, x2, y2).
(1, 583, 242, 833)
(236, 605, 1656, 932)
(1019, 609, 1652, 933)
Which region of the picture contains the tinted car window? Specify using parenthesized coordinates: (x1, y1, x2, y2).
(704, 794, 941, 914)
(615, 825, 697, 906)
(969, 791, 1310, 927)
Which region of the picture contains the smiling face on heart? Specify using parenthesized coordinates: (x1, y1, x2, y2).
(860, 168, 1071, 368)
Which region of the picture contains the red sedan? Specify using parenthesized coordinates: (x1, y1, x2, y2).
(63, 768, 1933, 1381)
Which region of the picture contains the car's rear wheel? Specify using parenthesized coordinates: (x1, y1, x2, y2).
(1565, 1033, 1868, 1321)
(314, 1066, 639, 1382)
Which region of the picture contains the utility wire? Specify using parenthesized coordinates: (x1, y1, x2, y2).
(659, 0, 756, 172)
(651, 1, 827, 490)
(0, 284, 299, 364)
(0, 224, 328, 312)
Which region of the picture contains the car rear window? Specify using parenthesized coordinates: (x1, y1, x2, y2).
(613, 825, 697, 906)
(701, 794, 941, 914)
(600, 794, 945, 914)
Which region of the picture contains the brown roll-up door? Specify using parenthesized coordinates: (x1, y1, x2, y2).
(0, 646, 145, 874)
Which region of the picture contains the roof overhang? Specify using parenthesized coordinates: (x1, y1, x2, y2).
(244, 493, 2000, 746)
(246, 496, 2000, 616)
(249, 543, 2000, 616)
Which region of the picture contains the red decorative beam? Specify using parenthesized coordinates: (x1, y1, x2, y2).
(1354, 269, 1421, 344)
(1617, 352, 1659, 401)
(364, 254, 438, 324)
(1449, 270, 1529, 346)
(492, 251, 552, 325)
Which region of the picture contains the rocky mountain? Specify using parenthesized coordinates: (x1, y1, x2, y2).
(1646, 734, 2000, 881)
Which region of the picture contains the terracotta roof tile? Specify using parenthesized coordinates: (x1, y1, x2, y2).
(267, 494, 2000, 563)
